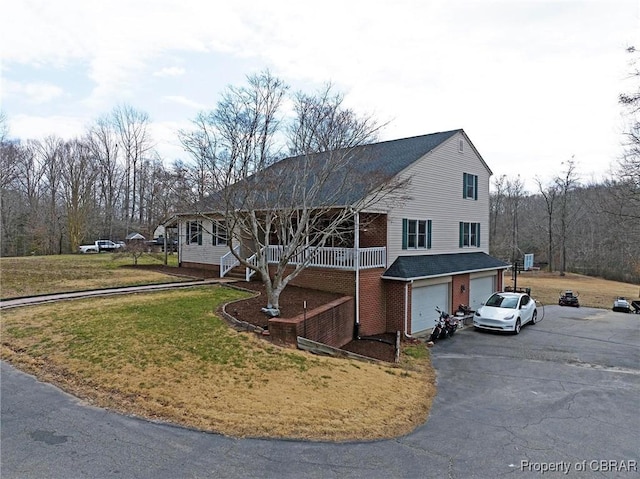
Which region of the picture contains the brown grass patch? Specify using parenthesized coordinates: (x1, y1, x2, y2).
(1, 287, 435, 441)
(509, 271, 640, 309)
(0, 254, 184, 299)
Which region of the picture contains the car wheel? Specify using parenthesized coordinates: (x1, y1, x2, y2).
(514, 319, 521, 335)
(530, 310, 538, 325)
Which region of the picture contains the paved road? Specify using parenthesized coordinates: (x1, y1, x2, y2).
(2, 306, 639, 478)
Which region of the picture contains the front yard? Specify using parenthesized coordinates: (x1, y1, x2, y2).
(0, 254, 184, 299)
(1, 282, 434, 441)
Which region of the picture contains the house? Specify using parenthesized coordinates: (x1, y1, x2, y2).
(171, 129, 509, 341)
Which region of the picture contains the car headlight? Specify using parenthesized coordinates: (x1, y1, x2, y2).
(475, 311, 481, 316)
(503, 313, 515, 320)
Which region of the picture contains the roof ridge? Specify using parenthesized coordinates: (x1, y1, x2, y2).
(363, 128, 463, 148)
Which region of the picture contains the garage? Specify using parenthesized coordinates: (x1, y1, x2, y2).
(411, 282, 450, 333)
(469, 275, 495, 311)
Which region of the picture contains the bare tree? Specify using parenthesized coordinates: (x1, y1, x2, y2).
(111, 105, 153, 231)
(36, 136, 65, 253)
(614, 46, 640, 221)
(505, 175, 525, 264)
(58, 139, 98, 251)
(87, 115, 123, 239)
(555, 158, 580, 276)
(0, 117, 32, 255)
(288, 83, 382, 154)
(178, 111, 219, 202)
(186, 72, 408, 313)
(490, 175, 505, 240)
(535, 177, 559, 272)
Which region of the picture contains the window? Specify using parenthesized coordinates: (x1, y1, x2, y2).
(187, 221, 202, 245)
(402, 219, 432, 249)
(459, 222, 480, 247)
(463, 173, 478, 200)
(459, 139, 464, 153)
(212, 221, 228, 246)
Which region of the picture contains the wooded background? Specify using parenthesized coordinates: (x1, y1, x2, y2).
(1, 49, 638, 283)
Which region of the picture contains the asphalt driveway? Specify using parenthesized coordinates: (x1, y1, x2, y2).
(2, 305, 639, 478)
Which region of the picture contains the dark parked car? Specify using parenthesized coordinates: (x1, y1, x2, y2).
(559, 290, 579, 307)
(613, 297, 632, 313)
(146, 237, 177, 252)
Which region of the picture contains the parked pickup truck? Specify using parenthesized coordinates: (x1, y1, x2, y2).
(78, 240, 124, 253)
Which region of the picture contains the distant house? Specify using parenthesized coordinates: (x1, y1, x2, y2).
(171, 129, 508, 340)
(125, 232, 146, 241)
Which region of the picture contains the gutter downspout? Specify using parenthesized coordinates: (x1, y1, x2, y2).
(354, 212, 360, 339)
(404, 280, 414, 339)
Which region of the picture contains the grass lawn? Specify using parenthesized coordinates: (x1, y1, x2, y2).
(0, 253, 184, 299)
(4, 255, 636, 441)
(1, 286, 434, 441)
(508, 271, 640, 309)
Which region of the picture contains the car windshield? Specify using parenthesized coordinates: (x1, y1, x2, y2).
(485, 294, 519, 309)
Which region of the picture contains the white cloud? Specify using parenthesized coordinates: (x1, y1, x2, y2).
(162, 96, 205, 110)
(1, 0, 638, 188)
(154, 67, 185, 77)
(4, 80, 65, 104)
(8, 114, 85, 141)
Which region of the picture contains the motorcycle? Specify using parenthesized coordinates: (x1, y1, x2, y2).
(437, 307, 459, 337)
(430, 307, 458, 342)
(429, 311, 446, 342)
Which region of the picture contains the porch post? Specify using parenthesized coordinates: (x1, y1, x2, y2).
(354, 212, 360, 335)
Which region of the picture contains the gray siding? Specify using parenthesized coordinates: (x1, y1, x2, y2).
(386, 131, 491, 266)
(178, 218, 230, 267)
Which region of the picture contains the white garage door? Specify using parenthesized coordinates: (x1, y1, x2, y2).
(470, 275, 495, 311)
(411, 283, 449, 334)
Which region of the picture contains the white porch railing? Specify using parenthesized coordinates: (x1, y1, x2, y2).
(265, 245, 386, 270)
(221, 245, 386, 278)
(245, 252, 259, 281)
(220, 245, 240, 278)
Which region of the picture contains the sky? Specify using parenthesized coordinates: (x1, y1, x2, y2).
(2, 0, 639, 191)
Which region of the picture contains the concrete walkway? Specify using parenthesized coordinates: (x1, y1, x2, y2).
(0, 278, 234, 310)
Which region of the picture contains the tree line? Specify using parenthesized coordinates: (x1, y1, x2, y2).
(0, 106, 205, 255)
(1, 48, 638, 285)
(489, 163, 640, 284)
(490, 46, 639, 284)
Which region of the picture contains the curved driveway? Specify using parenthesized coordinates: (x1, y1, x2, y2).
(2, 306, 639, 478)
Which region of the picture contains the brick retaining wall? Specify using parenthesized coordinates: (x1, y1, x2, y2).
(269, 296, 354, 348)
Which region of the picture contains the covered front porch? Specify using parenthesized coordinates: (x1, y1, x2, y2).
(220, 245, 387, 279)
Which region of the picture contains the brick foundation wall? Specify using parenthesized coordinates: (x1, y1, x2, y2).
(277, 265, 356, 296)
(269, 296, 354, 348)
(357, 268, 386, 336)
(384, 280, 407, 334)
(451, 273, 470, 312)
(180, 261, 218, 272)
(359, 214, 387, 248)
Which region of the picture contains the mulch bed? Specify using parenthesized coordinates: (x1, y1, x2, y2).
(132, 264, 397, 361)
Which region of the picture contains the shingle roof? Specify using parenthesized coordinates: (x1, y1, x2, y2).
(382, 252, 510, 281)
(188, 129, 466, 213)
(271, 129, 463, 206)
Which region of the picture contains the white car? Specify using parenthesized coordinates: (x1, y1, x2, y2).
(473, 292, 538, 334)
